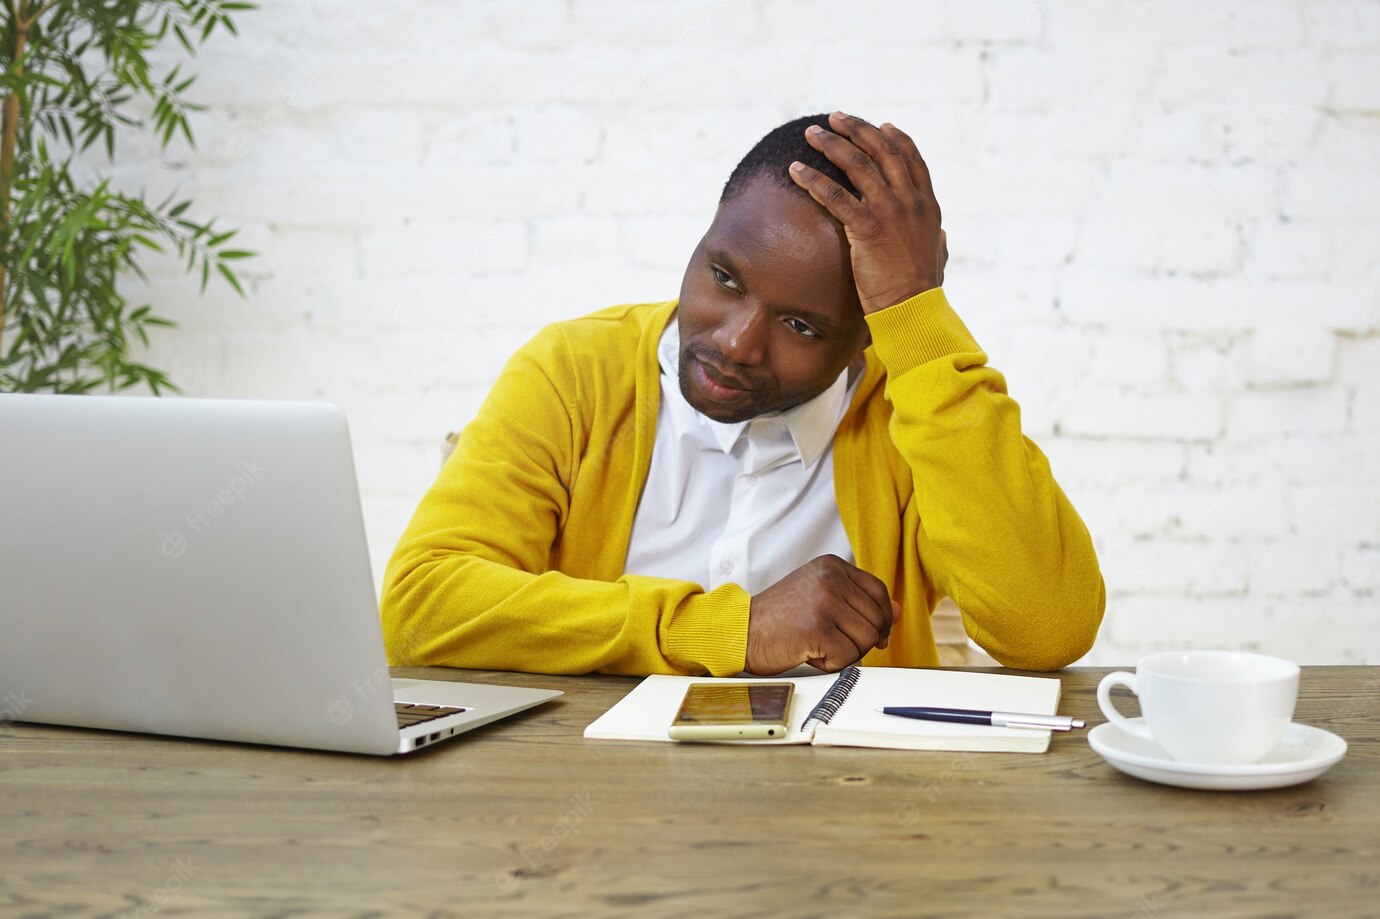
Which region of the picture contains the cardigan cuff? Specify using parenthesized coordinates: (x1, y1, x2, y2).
(663, 584, 751, 677)
(864, 287, 982, 376)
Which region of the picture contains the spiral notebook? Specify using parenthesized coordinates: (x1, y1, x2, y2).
(584, 666, 1064, 753)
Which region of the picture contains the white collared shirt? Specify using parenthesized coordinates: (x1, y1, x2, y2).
(622, 317, 859, 595)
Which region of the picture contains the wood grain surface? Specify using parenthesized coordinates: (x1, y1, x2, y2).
(1, 667, 1375, 917)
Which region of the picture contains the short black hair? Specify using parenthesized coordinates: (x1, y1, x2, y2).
(720, 113, 860, 205)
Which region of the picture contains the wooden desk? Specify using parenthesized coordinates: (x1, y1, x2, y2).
(2, 667, 1376, 916)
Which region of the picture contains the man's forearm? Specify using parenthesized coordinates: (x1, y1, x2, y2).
(866, 289, 1106, 670)
(381, 547, 750, 676)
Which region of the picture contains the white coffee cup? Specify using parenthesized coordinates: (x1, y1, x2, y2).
(1097, 650, 1299, 765)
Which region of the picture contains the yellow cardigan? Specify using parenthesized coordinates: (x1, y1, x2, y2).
(381, 289, 1105, 676)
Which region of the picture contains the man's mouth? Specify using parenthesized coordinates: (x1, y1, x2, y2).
(692, 357, 754, 404)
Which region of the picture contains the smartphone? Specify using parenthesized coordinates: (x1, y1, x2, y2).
(668, 682, 795, 741)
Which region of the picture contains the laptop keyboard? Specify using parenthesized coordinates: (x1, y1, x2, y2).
(395, 703, 466, 729)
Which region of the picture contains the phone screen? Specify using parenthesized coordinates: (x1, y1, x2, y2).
(672, 683, 794, 726)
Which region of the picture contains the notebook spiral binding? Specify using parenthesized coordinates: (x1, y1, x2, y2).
(801, 665, 862, 730)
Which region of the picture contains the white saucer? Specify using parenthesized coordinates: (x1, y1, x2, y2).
(1088, 718, 1347, 791)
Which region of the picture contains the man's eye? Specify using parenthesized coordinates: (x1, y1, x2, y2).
(710, 265, 741, 291)
(785, 318, 820, 339)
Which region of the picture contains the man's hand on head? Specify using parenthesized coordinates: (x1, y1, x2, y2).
(788, 112, 948, 316)
(745, 555, 901, 675)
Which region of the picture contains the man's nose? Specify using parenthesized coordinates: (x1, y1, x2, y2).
(712, 304, 768, 367)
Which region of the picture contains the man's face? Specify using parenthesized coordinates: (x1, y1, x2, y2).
(676, 178, 869, 424)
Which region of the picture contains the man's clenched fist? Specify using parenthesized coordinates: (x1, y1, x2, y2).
(745, 555, 899, 675)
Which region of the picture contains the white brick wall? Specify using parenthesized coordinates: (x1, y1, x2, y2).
(103, 0, 1379, 664)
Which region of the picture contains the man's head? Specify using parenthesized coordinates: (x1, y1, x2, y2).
(675, 114, 870, 424)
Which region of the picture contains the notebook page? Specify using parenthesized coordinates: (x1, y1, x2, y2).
(811, 668, 1063, 753)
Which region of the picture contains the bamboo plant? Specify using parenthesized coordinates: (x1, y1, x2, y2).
(1, 0, 253, 393)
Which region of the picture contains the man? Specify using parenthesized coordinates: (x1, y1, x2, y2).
(381, 112, 1104, 676)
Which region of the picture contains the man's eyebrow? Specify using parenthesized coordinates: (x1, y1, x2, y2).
(704, 244, 746, 279)
(703, 244, 838, 332)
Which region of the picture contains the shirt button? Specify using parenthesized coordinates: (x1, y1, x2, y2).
(719, 560, 734, 574)
(742, 474, 758, 486)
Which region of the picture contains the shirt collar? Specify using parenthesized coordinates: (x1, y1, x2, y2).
(657, 316, 851, 469)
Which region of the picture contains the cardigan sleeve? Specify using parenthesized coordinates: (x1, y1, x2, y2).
(864, 288, 1106, 670)
(379, 323, 750, 677)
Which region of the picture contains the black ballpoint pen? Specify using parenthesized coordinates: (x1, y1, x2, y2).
(878, 706, 1086, 731)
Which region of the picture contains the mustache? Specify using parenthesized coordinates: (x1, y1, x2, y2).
(681, 343, 763, 390)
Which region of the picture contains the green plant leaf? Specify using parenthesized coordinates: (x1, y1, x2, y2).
(216, 262, 245, 295)
(1, 0, 255, 395)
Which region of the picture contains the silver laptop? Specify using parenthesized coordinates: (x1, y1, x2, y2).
(0, 394, 560, 755)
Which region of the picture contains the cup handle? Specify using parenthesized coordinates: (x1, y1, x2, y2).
(1097, 671, 1155, 741)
